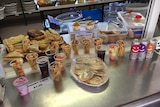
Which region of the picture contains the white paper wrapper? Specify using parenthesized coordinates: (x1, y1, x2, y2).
(0, 44, 6, 56)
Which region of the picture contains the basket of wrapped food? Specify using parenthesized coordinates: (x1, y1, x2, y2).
(2, 28, 66, 62)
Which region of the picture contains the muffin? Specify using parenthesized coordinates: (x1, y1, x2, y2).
(72, 22, 80, 31)
(85, 21, 94, 30)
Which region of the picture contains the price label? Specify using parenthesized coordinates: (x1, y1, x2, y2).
(28, 77, 52, 92)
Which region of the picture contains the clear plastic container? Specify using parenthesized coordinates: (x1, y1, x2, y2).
(97, 22, 128, 44)
(117, 11, 145, 39)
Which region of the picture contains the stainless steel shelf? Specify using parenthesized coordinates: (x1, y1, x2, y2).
(38, 0, 123, 11)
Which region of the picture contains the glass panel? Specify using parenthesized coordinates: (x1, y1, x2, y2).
(153, 14, 160, 37)
(103, 0, 150, 40)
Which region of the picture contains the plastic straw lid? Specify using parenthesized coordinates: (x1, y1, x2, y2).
(36, 56, 48, 64)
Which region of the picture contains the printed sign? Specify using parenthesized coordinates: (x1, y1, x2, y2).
(75, 32, 94, 41)
(28, 77, 52, 92)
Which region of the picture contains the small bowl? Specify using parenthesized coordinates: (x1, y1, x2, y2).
(72, 22, 80, 31)
(85, 21, 94, 30)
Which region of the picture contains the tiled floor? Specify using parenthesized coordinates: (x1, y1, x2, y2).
(0, 13, 43, 40)
(1, 12, 160, 40)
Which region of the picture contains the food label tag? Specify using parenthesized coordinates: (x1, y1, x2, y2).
(75, 32, 93, 41)
(28, 77, 52, 92)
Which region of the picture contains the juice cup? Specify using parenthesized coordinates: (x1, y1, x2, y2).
(108, 44, 119, 61)
(13, 76, 29, 96)
(96, 45, 106, 61)
(36, 56, 49, 78)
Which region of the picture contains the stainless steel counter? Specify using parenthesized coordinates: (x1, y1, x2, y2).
(1, 51, 160, 107)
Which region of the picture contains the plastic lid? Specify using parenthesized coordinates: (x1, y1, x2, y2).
(13, 76, 28, 86)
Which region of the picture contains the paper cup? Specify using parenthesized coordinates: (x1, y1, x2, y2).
(13, 76, 29, 96)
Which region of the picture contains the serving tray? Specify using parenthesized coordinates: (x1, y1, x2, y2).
(70, 55, 109, 87)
